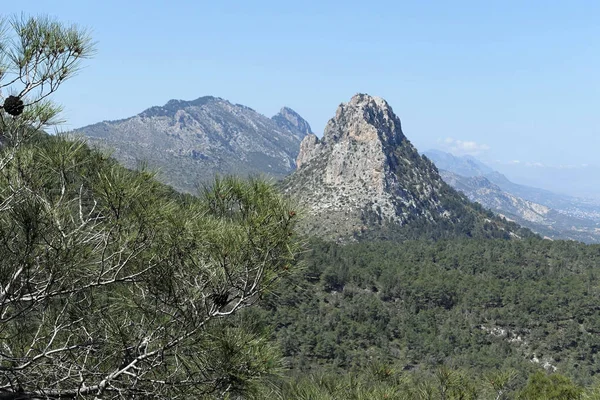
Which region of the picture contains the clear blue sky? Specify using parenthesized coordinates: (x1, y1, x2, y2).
(3, 1, 599, 186)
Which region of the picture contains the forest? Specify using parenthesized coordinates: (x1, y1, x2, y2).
(244, 238, 600, 398)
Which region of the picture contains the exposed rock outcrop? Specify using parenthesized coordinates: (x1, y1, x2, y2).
(272, 107, 313, 138)
(426, 150, 600, 243)
(282, 94, 518, 240)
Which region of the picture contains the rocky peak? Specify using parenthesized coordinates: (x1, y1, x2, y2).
(272, 107, 313, 138)
(297, 93, 406, 169)
(283, 93, 525, 241)
(324, 93, 405, 145)
(80, 95, 312, 192)
(282, 93, 451, 239)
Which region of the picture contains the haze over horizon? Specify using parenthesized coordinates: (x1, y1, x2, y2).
(4, 1, 598, 196)
(423, 148, 600, 200)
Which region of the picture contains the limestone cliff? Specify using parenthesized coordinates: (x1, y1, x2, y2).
(282, 94, 528, 241)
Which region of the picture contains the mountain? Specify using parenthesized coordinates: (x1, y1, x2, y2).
(426, 151, 600, 243)
(426, 150, 600, 219)
(484, 171, 600, 223)
(77, 96, 312, 192)
(271, 107, 313, 137)
(439, 170, 552, 224)
(440, 170, 600, 243)
(423, 149, 494, 177)
(281, 94, 530, 241)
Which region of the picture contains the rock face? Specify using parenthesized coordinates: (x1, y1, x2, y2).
(272, 107, 314, 138)
(78, 96, 311, 192)
(282, 94, 519, 240)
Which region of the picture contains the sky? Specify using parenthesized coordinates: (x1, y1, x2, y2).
(2, 1, 599, 195)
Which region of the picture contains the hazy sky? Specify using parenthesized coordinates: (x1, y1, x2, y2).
(3, 1, 599, 183)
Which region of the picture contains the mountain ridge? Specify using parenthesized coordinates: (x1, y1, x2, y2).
(426, 150, 600, 243)
(77, 96, 312, 192)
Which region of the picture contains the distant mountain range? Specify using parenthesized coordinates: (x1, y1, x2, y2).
(425, 150, 600, 243)
(424, 150, 495, 177)
(77, 96, 312, 192)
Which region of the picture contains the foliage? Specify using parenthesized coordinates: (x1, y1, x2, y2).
(248, 237, 600, 389)
(0, 15, 94, 141)
(0, 134, 299, 398)
(251, 368, 599, 400)
(518, 371, 582, 399)
(0, 15, 300, 399)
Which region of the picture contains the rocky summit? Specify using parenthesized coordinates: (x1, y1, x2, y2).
(78, 96, 312, 192)
(282, 94, 529, 240)
(272, 107, 313, 137)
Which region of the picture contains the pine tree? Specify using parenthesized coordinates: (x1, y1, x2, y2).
(0, 15, 299, 399)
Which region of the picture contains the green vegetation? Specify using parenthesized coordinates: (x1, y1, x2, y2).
(252, 367, 600, 400)
(0, 15, 299, 398)
(244, 237, 600, 397)
(0, 134, 299, 398)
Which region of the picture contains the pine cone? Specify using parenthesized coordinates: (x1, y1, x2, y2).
(211, 291, 230, 309)
(3, 96, 24, 117)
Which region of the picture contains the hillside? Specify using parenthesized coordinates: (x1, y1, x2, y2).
(247, 237, 600, 393)
(426, 151, 600, 243)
